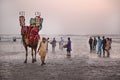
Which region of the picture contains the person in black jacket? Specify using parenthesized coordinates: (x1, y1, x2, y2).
(93, 37, 97, 50)
(89, 37, 93, 53)
(102, 36, 106, 57)
(66, 37, 72, 56)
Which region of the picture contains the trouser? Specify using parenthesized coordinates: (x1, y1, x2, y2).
(93, 45, 96, 50)
(52, 47, 55, 53)
(67, 50, 71, 56)
(60, 45, 63, 50)
(98, 47, 102, 55)
(90, 44, 92, 52)
(41, 56, 45, 63)
(103, 47, 106, 56)
(106, 50, 110, 57)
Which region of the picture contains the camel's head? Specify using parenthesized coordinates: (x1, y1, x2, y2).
(19, 16, 25, 27)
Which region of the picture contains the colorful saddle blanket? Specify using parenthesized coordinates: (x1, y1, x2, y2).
(21, 26, 40, 45)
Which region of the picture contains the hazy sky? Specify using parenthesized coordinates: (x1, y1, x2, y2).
(0, 0, 120, 35)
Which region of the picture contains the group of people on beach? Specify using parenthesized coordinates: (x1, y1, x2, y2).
(37, 35, 112, 65)
(37, 37, 72, 66)
(89, 36, 112, 57)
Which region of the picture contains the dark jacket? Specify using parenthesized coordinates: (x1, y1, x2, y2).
(89, 38, 93, 45)
(102, 39, 106, 49)
(93, 39, 97, 46)
(67, 40, 71, 51)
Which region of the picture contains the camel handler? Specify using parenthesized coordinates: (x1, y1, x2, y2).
(38, 37, 47, 66)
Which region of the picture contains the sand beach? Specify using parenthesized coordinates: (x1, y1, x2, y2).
(0, 35, 120, 80)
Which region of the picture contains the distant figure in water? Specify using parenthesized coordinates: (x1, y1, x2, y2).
(59, 37, 64, 50)
(97, 36, 102, 57)
(50, 38, 57, 53)
(93, 37, 97, 50)
(109, 38, 112, 49)
(66, 37, 72, 56)
(105, 38, 111, 57)
(89, 37, 93, 53)
(102, 36, 106, 57)
(46, 37, 49, 52)
(13, 37, 16, 42)
(38, 37, 47, 66)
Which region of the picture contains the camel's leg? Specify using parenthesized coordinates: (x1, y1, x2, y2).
(24, 46, 28, 63)
(34, 48, 37, 62)
(31, 48, 34, 63)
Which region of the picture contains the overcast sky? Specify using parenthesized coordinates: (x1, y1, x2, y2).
(0, 0, 120, 35)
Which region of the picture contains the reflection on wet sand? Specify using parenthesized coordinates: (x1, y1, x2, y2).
(0, 36, 120, 80)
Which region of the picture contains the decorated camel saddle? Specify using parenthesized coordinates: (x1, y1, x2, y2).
(19, 11, 43, 46)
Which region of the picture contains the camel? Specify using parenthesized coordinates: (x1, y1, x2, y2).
(19, 13, 42, 63)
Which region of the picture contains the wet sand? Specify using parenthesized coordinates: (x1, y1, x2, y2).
(0, 38, 120, 80)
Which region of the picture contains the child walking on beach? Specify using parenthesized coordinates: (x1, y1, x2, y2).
(38, 37, 47, 66)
